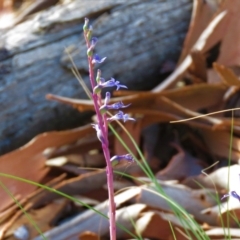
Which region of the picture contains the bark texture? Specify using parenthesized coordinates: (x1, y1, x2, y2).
(0, 0, 192, 154)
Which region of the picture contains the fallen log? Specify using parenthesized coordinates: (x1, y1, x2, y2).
(0, 0, 192, 154)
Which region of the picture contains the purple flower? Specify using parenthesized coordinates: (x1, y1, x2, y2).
(221, 191, 240, 201)
(92, 54, 107, 64)
(110, 154, 134, 166)
(104, 92, 111, 105)
(107, 111, 135, 122)
(92, 124, 105, 144)
(100, 102, 130, 114)
(100, 92, 130, 114)
(90, 37, 98, 48)
(108, 102, 130, 109)
(93, 78, 127, 93)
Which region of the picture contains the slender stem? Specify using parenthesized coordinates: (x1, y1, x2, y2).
(84, 31, 116, 240)
(102, 144, 116, 240)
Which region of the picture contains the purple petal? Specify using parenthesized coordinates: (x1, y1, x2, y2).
(108, 102, 131, 110)
(123, 113, 135, 122)
(92, 124, 105, 144)
(92, 54, 107, 64)
(107, 111, 135, 122)
(110, 154, 134, 166)
(91, 37, 98, 47)
(104, 92, 111, 105)
(221, 191, 240, 201)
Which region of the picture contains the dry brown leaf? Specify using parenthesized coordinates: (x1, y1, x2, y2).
(178, 0, 218, 63)
(26, 163, 141, 209)
(137, 183, 218, 225)
(0, 0, 3, 11)
(155, 96, 222, 127)
(4, 199, 70, 239)
(135, 211, 189, 240)
(0, 199, 30, 239)
(43, 133, 102, 159)
(216, 0, 240, 66)
(0, 125, 93, 213)
(214, 62, 240, 86)
(153, 10, 227, 92)
(205, 227, 240, 239)
(156, 143, 206, 181)
(0, 173, 68, 238)
(0, 197, 23, 225)
(79, 231, 99, 240)
(211, 200, 240, 228)
(182, 175, 217, 190)
(46, 152, 106, 172)
(48, 81, 227, 114)
(0, 154, 48, 213)
(136, 211, 172, 240)
(46, 94, 95, 112)
(160, 83, 227, 111)
(188, 50, 207, 82)
(201, 130, 240, 161)
(27, 169, 108, 208)
(202, 164, 240, 191)
(33, 187, 142, 239)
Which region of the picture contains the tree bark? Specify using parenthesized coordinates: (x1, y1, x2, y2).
(0, 0, 192, 154)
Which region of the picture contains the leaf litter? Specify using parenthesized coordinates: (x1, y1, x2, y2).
(2, 0, 240, 239)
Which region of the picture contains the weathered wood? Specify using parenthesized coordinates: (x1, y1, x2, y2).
(0, 0, 192, 154)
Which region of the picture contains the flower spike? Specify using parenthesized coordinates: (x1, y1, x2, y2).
(90, 37, 98, 48)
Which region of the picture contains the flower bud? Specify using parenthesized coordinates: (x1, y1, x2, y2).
(83, 18, 89, 32)
(87, 26, 93, 41)
(96, 69, 101, 83)
(87, 48, 93, 57)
